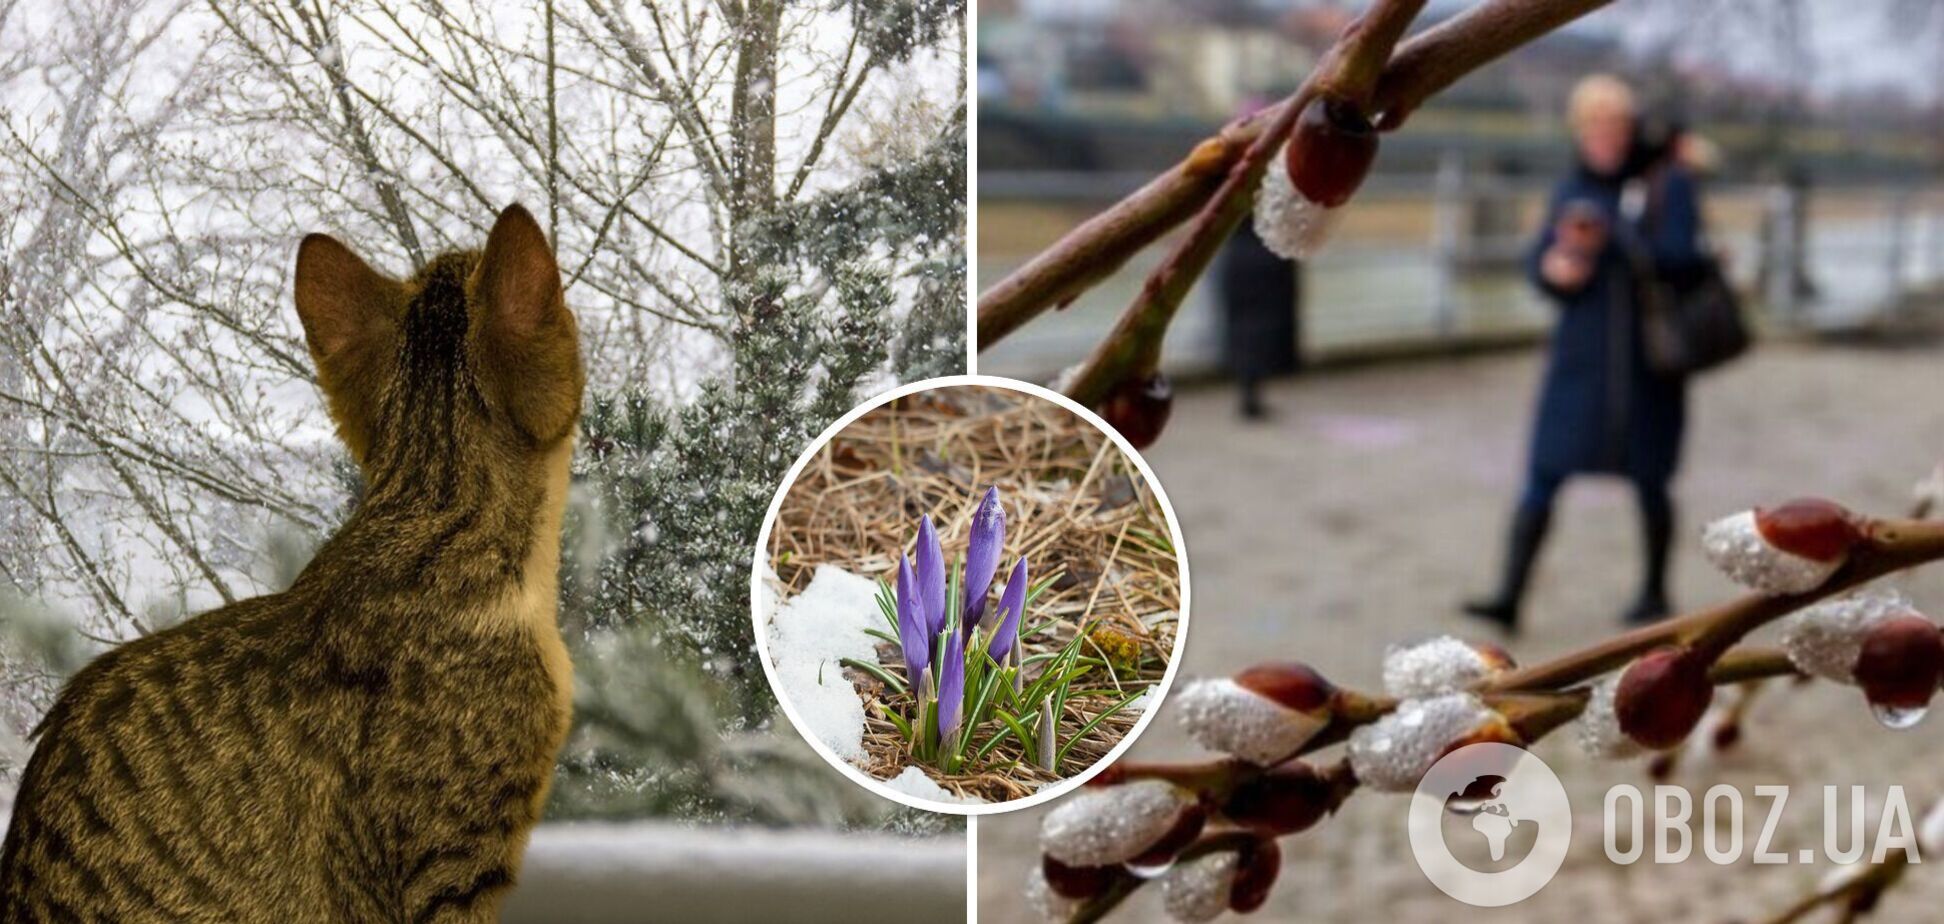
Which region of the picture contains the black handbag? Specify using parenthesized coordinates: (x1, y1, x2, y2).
(1624, 172, 1751, 377)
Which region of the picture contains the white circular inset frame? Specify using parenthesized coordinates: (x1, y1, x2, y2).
(750, 374, 1192, 815)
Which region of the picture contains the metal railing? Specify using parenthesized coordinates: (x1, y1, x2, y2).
(979, 163, 1944, 382)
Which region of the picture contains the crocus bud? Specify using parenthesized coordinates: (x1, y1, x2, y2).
(1702, 499, 1861, 594)
(1381, 635, 1515, 699)
(1347, 692, 1510, 793)
(986, 557, 1030, 661)
(962, 486, 1006, 630)
(1042, 856, 1116, 901)
(1254, 97, 1377, 260)
(1025, 863, 1084, 922)
(914, 514, 947, 633)
(1221, 763, 1340, 836)
(936, 627, 966, 742)
(1575, 675, 1647, 760)
(1040, 779, 1201, 867)
(895, 554, 931, 689)
(1615, 647, 1714, 750)
(1780, 590, 1911, 683)
(1098, 371, 1173, 450)
(1228, 838, 1282, 914)
(1853, 614, 1944, 726)
(1175, 663, 1335, 765)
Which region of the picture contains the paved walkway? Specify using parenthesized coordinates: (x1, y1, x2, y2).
(979, 341, 1944, 923)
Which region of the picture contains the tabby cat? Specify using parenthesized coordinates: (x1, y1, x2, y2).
(0, 204, 584, 922)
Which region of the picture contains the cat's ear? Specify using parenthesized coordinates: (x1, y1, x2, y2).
(472, 204, 582, 444)
(470, 204, 566, 339)
(294, 233, 400, 362)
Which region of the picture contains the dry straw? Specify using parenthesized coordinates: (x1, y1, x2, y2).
(770, 386, 1181, 802)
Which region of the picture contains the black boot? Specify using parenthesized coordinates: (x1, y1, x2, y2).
(1463, 506, 1550, 635)
(1624, 491, 1675, 625)
(1238, 377, 1269, 421)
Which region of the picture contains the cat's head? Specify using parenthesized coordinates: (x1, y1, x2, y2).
(293, 204, 584, 474)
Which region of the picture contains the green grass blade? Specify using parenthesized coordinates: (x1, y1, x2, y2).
(994, 708, 1037, 758)
(880, 703, 915, 744)
(839, 657, 908, 696)
(1055, 686, 1147, 771)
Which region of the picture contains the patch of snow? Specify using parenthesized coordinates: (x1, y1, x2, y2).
(766, 565, 882, 764)
(1127, 686, 1156, 714)
(883, 766, 986, 805)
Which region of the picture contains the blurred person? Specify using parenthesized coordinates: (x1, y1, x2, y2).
(1216, 220, 1303, 420)
(1464, 74, 1708, 633)
(1216, 93, 1304, 420)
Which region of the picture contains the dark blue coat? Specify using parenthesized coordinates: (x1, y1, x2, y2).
(1524, 165, 1703, 488)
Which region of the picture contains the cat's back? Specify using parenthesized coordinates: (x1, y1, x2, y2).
(0, 592, 339, 921)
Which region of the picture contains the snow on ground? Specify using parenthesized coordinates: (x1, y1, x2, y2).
(884, 766, 987, 805)
(765, 565, 882, 764)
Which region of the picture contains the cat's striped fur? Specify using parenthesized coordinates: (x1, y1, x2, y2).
(0, 204, 584, 922)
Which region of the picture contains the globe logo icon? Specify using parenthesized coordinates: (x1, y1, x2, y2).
(1408, 743, 1572, 907)
(1453, 776, 1521, 861)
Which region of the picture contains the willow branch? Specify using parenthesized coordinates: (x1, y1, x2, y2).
(1485, 516, 1944, 693)
(976, 0, 1614, 370)
(1371, 0, 1612, 129)
(1052, 0, 1425, 406)
(1067, 645, 1806, 923)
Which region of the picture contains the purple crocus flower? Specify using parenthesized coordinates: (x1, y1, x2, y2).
(895, 554, 930, 689)
(914, 514, 947, 635)
(936, 625, 966, 742)
(961, 486, 1006, 632)
(986, 557, 1029, 661)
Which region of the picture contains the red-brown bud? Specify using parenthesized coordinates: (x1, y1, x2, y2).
(1232, 661, 1336, 713)
(1041, 856, 1117, 900)
(1754, 498, 1863, 563)
(1615, 647, 1715, 750)
(1711, 720, 1742, 750)
(1097, 372, 1173, 450)
(1084, 762, 1128, 788)
(1853, 615, 1944, 717)
(1283, 97, 1378, 208)
(1647, 752, 1676, 781)
(1228, 837, 1283, 914)
(1222, 764, 1338, 836)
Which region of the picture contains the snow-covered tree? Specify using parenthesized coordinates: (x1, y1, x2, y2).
(0, 0, 965, 825)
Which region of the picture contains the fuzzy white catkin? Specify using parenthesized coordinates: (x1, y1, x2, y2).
(1039, 779, 1195, 867)
(1780, 590, 1911, 683)
(1575, 676, 1647, 759)
(1160, 851, 1238, 923)
(1252, 152, 1341, 260)
(1919, 797, 1944, 855)
(1701, 510, 1844, 594)
(1347, 693, 1498, 793)
(1382, 636, 1498, 699)
(1025, 865, 1082, 922)
(1174, 677, 1328, 765)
